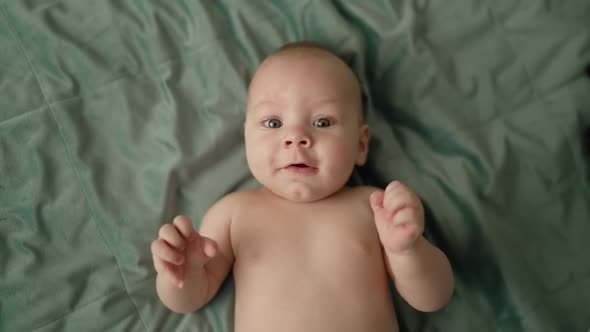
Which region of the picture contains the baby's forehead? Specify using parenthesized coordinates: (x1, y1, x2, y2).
(248, 44, 365, 121)
(261, 46, 345, 73)
(251, 50, 359, 93)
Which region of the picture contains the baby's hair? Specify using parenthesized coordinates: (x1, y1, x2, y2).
(266, 41, 368, 121)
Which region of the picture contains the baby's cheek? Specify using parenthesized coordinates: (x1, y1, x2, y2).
(325, 143, 357, 174)
(246, 148, 271, 180)
(337, 140, 360, 165)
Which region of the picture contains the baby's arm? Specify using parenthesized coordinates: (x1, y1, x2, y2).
(151, 197, 234, 313)
(370, 182, 454, 312)
(383, 236, 453, 312)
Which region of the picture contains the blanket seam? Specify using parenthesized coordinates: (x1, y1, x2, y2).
(0, 4, 148, 332)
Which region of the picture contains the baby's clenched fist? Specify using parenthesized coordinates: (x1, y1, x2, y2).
(151, 215, 217, 288)
(370, 181, 425, 254)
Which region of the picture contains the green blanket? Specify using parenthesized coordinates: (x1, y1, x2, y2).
(1, 1, 589, 331)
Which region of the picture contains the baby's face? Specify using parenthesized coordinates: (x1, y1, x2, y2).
(244, 51, 369, 202)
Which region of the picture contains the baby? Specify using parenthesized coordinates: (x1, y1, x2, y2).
(151, 42, 454, 331)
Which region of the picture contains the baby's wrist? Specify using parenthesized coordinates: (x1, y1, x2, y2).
(385, 236, 424, 258)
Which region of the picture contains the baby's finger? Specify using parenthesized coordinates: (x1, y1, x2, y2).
(173, 215, 196, 240)
(155, 258, 185, 288)
(387, 181, 418, 201)
(382, 194, 411, 216)
(385, 180, 405, 195)
(153, 255, 174, 275)
(393, 208, 423, 231)
(158, 224, 185, 249)
(201, 236, 218, 259)
(369, 190, 385, 211)
(151, 239, 185, 265)
(384, 189, 419, 214)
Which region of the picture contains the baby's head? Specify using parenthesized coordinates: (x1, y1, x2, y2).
(244, 41, 369, 202)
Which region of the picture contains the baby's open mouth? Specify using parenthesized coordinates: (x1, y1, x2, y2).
(284, 163, 317, 174)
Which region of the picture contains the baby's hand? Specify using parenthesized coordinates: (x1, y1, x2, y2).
(151, 215, 217, 288)
(370, 181, 424, 254)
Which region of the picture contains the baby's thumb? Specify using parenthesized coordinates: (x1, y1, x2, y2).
(201, 236, 218, 260)
(370, 190, 385, 214)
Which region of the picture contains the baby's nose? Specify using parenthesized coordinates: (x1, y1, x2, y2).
(284, 135, 311, 148)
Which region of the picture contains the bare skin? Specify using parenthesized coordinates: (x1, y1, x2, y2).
(151, 43, 454, 331)
(231, 186, 396, 331)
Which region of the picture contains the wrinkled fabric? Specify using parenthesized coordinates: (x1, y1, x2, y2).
(1, 1, 589, 331)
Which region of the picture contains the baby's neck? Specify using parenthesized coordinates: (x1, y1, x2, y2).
(258, 185, 353, 205)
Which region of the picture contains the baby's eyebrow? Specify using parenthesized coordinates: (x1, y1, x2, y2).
(247, 96, 350, 115)
(250, 100, 276, 110)
(309, 97, 342, 107)
(246, 102, 274, 118)
(248, 97, 284, 112)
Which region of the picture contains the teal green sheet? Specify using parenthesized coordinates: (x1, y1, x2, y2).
(2, 1, 590, 331)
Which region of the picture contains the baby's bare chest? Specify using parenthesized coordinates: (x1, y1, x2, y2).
(232, 201, 384, 278)
(230, 197, 397, 331)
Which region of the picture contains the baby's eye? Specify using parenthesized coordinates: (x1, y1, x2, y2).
(313, 118, 332, 128)
(264, 118, 282, 128)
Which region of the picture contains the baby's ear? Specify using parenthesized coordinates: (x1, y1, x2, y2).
(356, 124, 370, 166)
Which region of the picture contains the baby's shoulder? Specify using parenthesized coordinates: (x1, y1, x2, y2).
(347, 185, 381, 201)
(333, 186, 381, 213)
(210, 188, 265, 213)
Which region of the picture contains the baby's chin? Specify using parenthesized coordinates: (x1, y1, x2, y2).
(266, 182, 338, 203)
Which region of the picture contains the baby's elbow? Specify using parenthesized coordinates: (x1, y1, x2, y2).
(169, 307, 194, 314)
(162, 300, 203, 314)
(411, 281, 454, 312)
(415, 296, 451, 313)
(419, 283, 455, 312)
(411, 296, 451, 313)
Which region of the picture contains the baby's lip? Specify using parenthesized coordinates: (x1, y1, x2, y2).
(288, 162, 311, 167)
(282, 162, 318, 174)
(284, 161, 316, 168)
